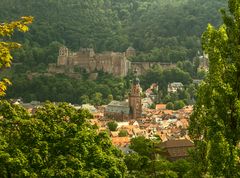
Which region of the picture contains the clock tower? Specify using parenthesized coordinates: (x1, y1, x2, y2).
(129, 71, 142, 119)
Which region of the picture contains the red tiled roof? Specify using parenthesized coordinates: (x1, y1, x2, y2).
(155, 104, 166, 110)
(159, 139, 194, 148)
(111, 137, 130, 146)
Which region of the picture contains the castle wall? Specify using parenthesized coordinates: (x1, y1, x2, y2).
(131, 62, 176, 75)
(48, 63, 65, 73)
(96, 52, 114, 73)
(57, 56, 68, 66)
(51, 46, 177, 77)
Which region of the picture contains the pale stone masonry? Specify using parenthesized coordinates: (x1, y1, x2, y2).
(48, 46, 176, 77)
(49, 46, 134, 77)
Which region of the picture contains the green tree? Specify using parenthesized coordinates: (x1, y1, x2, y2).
(106, 94, 113, 103)
(118, 130, 128, 137)
(189, 0, 240, 177)
(91, 92, 103, 106)
(171, 159, 191, 178)
(107, 121, 118, 131)
(129, 136, 153, 158)
(80, 94, 90, 104)
(166, 102, 174, 110)
(0, 16, 33, 96)
(127, 137, 188, 177)
(124, 153, 143, 174)
(0, 101, 126, 177)
(140, 65, 162, 89)
(173, 100, 185, 110)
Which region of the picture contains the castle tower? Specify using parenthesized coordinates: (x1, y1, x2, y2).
(57, 46, 69, 65)
(129, 71, 142, 119)
(126, 47, 136, 58)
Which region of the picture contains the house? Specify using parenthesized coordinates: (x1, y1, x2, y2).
(110, 131, 119, 137)
(142, 97, 153, 109)
(105, 100, 130, 120)
(167, 82, 184, 93)
(105, 74, 142, 120)
(157, 139, 194, 161)
(117, 121, 129, 128)
(111, 137, 130, 147)
(155, 104, 166, 110)
(81, 104, 97, 113)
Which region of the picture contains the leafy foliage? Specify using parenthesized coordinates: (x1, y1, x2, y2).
(5, 72, 127, 105)
(126, 136, 190, 177)
(0, 101, 126, 177)
(0, 17, 33, 96)
(118, 130, 128, 137)
(189, 0, 240, 176)
(107, 121, 118, 131)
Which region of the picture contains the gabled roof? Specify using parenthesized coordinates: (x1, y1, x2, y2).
(111, 137, 130, 146)
(107, 100, 129, 107)
(159, 139, 194, 148)
(155, 104, 166, 110)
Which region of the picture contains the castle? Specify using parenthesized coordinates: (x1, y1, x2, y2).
(48, 46, 176, 77)
(48, 46, 135, 77)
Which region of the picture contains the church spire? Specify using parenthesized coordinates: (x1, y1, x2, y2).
(129, 69, 142, 119)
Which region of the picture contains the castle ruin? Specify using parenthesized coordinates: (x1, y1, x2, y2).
(48, 46, 175, 77)
(48, 46, 135, 77)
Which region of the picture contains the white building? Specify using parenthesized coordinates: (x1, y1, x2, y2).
(167, 82, 184, 93)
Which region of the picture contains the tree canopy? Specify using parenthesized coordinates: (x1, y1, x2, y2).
(189, 0, 240, 177)
(0, 101, 126, 177)
(0, 16, 33, 96)
(126, 136, 191, 177)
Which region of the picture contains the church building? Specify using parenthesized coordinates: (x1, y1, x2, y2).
(128, 75, 142, 120)
(105, 73, 142, 120)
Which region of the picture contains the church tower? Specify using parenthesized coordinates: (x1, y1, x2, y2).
(129, 71, 142, 119)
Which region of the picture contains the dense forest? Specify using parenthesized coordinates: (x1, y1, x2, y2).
(0, 0, 226, 64)
(0, 0, 227, 103)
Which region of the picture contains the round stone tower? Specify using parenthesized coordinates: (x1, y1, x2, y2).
(57, 46, 69, 66)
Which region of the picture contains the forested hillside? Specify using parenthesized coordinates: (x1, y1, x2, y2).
(0, 0, 226, 65)
(0, 0, 227, 103)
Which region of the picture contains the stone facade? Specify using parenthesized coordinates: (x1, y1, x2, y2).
(105, 100, 130, 121)
(157, 139, 194, 161)
(167, 82, 184, 93)
(105, 75, 142, 120)
(48, 46, 177, 77)
(198, 53, 209, 72)
(128, 77, 142, 120)
(48, 46, 133, 77)
(131, 62, 176, 75)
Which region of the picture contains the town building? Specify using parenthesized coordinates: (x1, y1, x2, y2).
(167, 82, 184, 93)
(105, 100, 130, 120)
(104, 73, 142, 120)
(128, 76, 142, 119)
(157, 139, 194, 161)
(198, 53, 209, 72)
